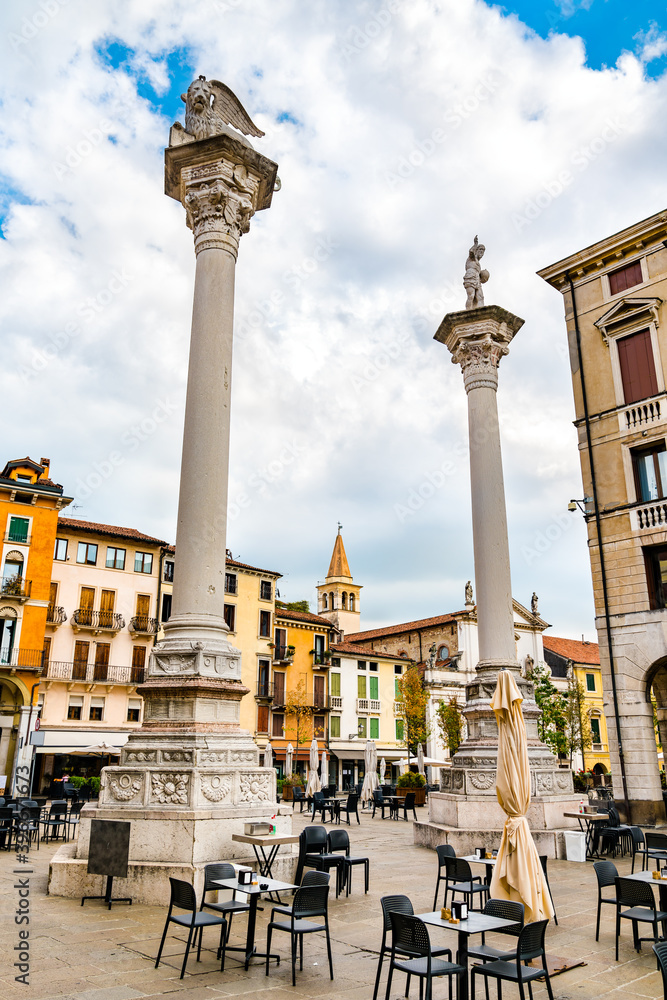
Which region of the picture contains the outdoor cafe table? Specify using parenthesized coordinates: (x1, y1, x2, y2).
(231, 833, 299, 881)
(418, 909, 516, 1000)
(563, 811, 608, 860)
(620, 869, 667, 935)
(461, 853, 497, 885)
(213, 875, 297, 970)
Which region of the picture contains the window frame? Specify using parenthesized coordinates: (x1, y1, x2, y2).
(225, 572, 237, 595)
(585, 672, 596, 693)
(357, 717, 367, 738)
(259, 609, 271, 638)
(632, 442, 667, 503)
(163, 560, 174, 582)
(224, 604, 236, 632)
(644, 544, 667, 609)
(54, 537, 68, 561)
(329, 715, 341, 738)
(127, 698, 142, 723)
(260, 579, 272, 601)
(134, 551, 153, 574)
(607, 320, 664, 408)
(77, 541, 98, 565)
(7, 515, 30, 543)
(606, 258, 645, 297)
(105, 545, 126, 570)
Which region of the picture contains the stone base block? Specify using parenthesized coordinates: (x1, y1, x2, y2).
(413, 821, 571, 860)
(49, 840, 298, 906)
(428, 791, 582, 833)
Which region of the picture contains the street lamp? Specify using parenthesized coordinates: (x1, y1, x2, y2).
(568, 497, 594, 514)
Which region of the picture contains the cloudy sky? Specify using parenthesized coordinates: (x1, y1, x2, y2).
(2, 0, 666, 640)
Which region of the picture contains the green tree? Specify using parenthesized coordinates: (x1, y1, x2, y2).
(532, 662, 568, 758)
(564, 673, 593, 767)
(284, 678, 313, 766)
(286, 600, 310, 612)
(436, 697, 464, 757)
(396, 663, 431, 757)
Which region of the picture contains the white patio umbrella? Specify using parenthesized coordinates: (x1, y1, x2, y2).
(69, 742, 122, 756)
(285, 742, 294, 777)
(417, 743, 425, 775)
(263, 741, 273, 770)
(360, 740, 379, 806)
(305, 738, 321, 797)
(320, 748, 328, 786)
(379, 757, 387, 783)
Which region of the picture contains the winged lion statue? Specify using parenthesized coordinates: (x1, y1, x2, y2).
(181, 76, 264, 141)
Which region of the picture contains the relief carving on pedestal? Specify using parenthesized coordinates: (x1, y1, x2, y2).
(124, 750, 157, 763)
(153, 653, 197, 674)
(468, 771, 496, 791)
(108, 773, 143, 802)
(239, 772, 271, 802)
(440, 770, 452, 789)
(200, 751, 227, 764)
(452, 771, 464, 791)
(162, 750, 193, 763)
(555, 772, 572, 791)
(231, 750, 257, 764)
(534, 772, 554, 795)
(201, 774, 232, 802)
(151, 772, 189, 805)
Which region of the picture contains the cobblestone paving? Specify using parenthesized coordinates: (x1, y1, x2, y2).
(0, 808, 664, 999)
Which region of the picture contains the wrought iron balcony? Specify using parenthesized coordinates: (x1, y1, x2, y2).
(42, 659, 145, 684)
(0, 576, 31, 601)
(71, 608, 126, 633)
(256, 681, 274, 701)
(129, 615, 159, 635)
(272, 645, 294, 663)
(4, 530, 30, 544)
(46, 604, 67, 627)
(0, 647, 45, 670)
(312, 651, 331, 667)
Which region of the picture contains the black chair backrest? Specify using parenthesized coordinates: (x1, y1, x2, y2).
(646, 832, 667, 851)
(301, 825, 328, 853)
(436, 844, 456, 869)
(483, 898, 524, 936)
(18, 799, 38, 808)
(345, 793, 358, 810)
(0, 797, 4, 806)
(313, 790, 324, 802)
(617, 876, 656, 910)
(390, 911, 431, 959)
(203, 862, 236, 893)
(608, 806, 621, 827)
(373, 789, 384, 805)
(49, 800, 67, 816)
(302, 870, 330, 887)
(327, 829, 350, 854)
(293, 786, 305, 800)
(517, 920, 548, 963)
(629, 826, 645, 847)
(446, 856, 472, 881)
(654, 940, 667, 990)
(293, 880, 329, 918)
(169, 877, 197, 912)
(0, 806, 15, 820)
(404, 792, 416, 808)
(594, 859, 618, 889)
(69, 802, 84, 816)
(381, 894, 414, 931)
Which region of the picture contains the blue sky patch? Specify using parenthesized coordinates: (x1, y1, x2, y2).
(95, 39, 198, 116)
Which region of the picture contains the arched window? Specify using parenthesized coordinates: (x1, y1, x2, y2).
(342, 592, 347, 609)
(322, 593, 328, 610)
(349, 594, 355, 611)
(329, 591, 334, 610)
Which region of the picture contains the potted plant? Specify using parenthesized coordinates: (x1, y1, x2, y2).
(279, 772, 304, 801)
(396, 771, 427, 805)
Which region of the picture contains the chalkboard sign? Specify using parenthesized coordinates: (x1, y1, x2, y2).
(87, 819, 131, 879)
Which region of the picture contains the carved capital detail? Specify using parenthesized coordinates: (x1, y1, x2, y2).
(451, 336, 508, 393)
(182, 161, 261, 256)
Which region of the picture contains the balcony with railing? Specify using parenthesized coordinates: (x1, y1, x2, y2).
(393, 700, 404, 716)
(42, 660, 145, 685)
(329, 695, 342, 710)
(0, 576, 31, 602)
(619, 394, 667, 436)
(4, 529, 31, 544)
(272, 645, 295, 664)
(129, 615, 159, 636)
(312, 650, 331, 668)
(630, 499, 667, 531)
(356, 698, 381, 713)
(46, 604, 67, 628)
(71, 609, 126, 634)
(256, 681, 274, 701)
(0, 647, 45, 670)
(591, 742, 608, 754)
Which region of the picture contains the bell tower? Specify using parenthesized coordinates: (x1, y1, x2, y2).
(317, 525, 361, 638)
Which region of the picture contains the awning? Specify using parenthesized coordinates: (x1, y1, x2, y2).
(329, 748, 405, 762)
(30, 729, 129, 749)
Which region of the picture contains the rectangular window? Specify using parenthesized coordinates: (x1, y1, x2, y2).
(259, 610, 271, 637)
(370, 717, 379, 739)
(330, 715, 341, 738)
(163, 560, 174, 582)
(330, 672, 341, 697)
(609, 259, 643, 295)
(161, 593, 172, 622)
(105, 546, 126, 570)
(224, 604, 236, 632)
(273, 672, 285, 705)
(127, 698, 141, 723)
(260, 580, 272, 600)
(395, 719, 404, 741)
(272, 712, 284, 738)
(586, 672, 596, 692)
(369, 676, 379, 700)
(313, 675, 325, 708)
(42, 635, 51, 669)
(314, 715, 325, 738)
(357, 717, 367, 738)
(395, 678, 402, 699)
(77, 542, 98, 565)
(591, 718, 601, 742)
(54, 537, 68, 561)
(8, 516, 29, 543)
(99, 589, 115, 628)
(617, 328, 658, 404)
(314, 634, 325, 660)
(394, 664, 403, 674)
(131, 645, 146, 683)
(134, 551, 153, 574)
(94, 643, 110, 681)
(73, 640, 89, 680)
(67, 695, 83, 721)
(369, 661, 378, 671)
(89, 697, 105, 722)
(357, 675, 367, 699)
(644, 545, 667, 609)
(633, 444, 667, 502)
(357, 660, 367, 670)
(257, 705, 269, 733)
(258, 660, 270, 699)
(225, 572, 237, 595)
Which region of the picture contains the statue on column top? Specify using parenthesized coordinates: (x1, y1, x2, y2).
(180, 76, 265, 141)
(465, 580, 474, 605)
(463, 236, 489, 310)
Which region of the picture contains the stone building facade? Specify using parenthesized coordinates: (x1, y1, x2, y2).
(539, 208, 667, 823)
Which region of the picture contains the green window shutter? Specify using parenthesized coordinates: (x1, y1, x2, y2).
(9, 517, 29, 543)
(330, 716, 340, 738)
(331, 672, 341, 697)
(370, 717, 379, 739)
(395, 719, 404, 741)
(358, 717, 367, 738)
(395, 678, 401, 698)
(357, 675, 367, 698)
(369, 676, 379, 700)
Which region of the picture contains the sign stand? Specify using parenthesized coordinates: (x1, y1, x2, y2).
(82, 819, 132, 909)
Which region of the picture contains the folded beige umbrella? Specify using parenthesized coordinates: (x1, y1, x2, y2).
(489, 670, 554, 923)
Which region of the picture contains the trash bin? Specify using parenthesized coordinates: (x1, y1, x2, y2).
(564, 830, 586, 862)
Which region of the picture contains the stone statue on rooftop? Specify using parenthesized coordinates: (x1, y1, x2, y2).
(465, 580, 473, 606)
(531, 592, 539, 615)
(181, 76, 265, 141)
(463, 236, 489, 309)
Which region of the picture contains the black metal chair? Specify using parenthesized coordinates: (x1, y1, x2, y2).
(295, 827, 345, 896)
(444, 856, 488, 911)
(199, 862, 250, 956)
(327, 828, 369, 895)
(269, 870, 329, 921)
(468, 898, 524, 967)
(645, 832, 667, 869)
(385, 911, 464, 1000)
(432, 844, 456, 910)
(291, 786, 306, 812)
(265, 874, 333, 986)
(397, 791, 418, 822)
(16, 801, 41, 850)
(539, 855, 558, 925)
(373, 894, 453, 1000)
(372, 789, 391, 820)
(311, 790, 336, 824)
(471, 919, 554, 1000)
(653, 940, 667, 998)
(42, 800, 68, 843)
(629, 826, 648, 873)
(594, 859, 618, 942)
(67, 801, 84, 840)
(615, 875, 667, 960)
(155, 877, 227, 979)
(338, 793, 360, 826)
(0, 806, 16, 850)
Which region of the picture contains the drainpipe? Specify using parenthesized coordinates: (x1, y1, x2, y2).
(155, 547, 166, 646)
(567, 273, 631, 820)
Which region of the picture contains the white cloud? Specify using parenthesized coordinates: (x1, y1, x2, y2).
(1, 0, 665, 643)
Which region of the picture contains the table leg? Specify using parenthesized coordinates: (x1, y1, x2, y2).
(457, 929, 469, 1000)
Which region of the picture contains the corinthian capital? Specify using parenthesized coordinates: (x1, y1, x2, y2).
(434, 305, 525, 394)
(451, 336, 509, 392)
(181, 161, 261, 256)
